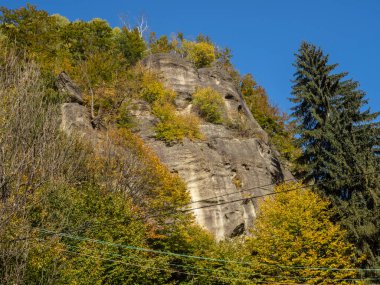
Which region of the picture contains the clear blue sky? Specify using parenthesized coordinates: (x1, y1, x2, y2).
(4, 0, 380, 115)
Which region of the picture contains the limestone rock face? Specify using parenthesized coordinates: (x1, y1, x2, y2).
(136, 54, 292, 240)
(142, 54, 265, 139)
(59, 54, 292, 240)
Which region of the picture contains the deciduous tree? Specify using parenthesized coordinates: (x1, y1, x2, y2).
(249, 182, 362, 285)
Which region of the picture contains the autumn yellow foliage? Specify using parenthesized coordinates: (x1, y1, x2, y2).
(182, 40, 216, 68)
(249, 182, 363, 285)
(141, 72, 176, 104)
(192, 87, 226, 124)
(153, 102, 202, 143)
(140, 71, 202, 143)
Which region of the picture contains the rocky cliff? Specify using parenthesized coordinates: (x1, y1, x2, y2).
(60, 53, 292, 240)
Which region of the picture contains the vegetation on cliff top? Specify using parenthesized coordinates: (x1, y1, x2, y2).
(0, 4, 378, 284)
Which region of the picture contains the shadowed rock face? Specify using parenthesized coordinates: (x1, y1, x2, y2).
(136, 54, 292, 240)
(59, 53, 292, 240)
(56, 72, 84, 104)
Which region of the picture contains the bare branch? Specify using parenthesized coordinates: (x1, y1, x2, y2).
(136, 15, 148, 37)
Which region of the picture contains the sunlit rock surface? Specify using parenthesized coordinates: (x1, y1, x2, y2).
(136, 54, 292, 239)
(60, 54, 292, 240)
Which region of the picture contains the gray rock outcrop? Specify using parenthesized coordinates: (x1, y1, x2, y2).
(56, 71, 84, 104)
(136, 54, 292, 240)
(59, 53, 292, 240)
(142, 54, 267, 141)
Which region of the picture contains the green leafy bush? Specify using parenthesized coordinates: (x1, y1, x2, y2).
(153, 102, 202, 143)
(192, 87, 225, 124)
(140, 72, 202, 143)
(141, 72, 176, 104)
(115, 27, 146, 66)
(182, 40, 215, 68)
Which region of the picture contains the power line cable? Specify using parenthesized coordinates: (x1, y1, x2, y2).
(183, 177, 298, 206)
(180, 171, 377, 210)
(4, 235, 380, 284)
(31, 239, 263, 285)
(39, 239, 378, 283)
(55, 241, 380, 283)
(34, 239, 265, 280)
(3, 171, 374, 245)
(148, 171, 378, 218)
(34, 227, 380, 272)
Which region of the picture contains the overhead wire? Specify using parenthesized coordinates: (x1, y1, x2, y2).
(2, 171, 377, 249)
(2, 227, 379, 283)
(55, 241, 380, 283)
(34, 170, 374, 238)
(1, 233, 377, 284)
(30, 238, 264, 285)
(148, 171, 378, 218)
(35, 227, 380, 273)
(31, 237, 375, 284)
(183, 177, 298, 206)
(33, 239, 265, 281)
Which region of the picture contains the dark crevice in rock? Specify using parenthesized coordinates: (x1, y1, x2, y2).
(225, 94, 234, 100)
(230, 223, 245, 237)
(242, 163, 250, 171)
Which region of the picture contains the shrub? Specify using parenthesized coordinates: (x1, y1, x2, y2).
(141, 72, 176, 104)
(149, 33, 177, 54)
(192, 87, 225, 124)
(140, 73, 202, 143)
(182, 40, 215, 68)
(152, 102, 202, 144)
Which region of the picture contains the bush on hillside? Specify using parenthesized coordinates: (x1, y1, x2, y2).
(153, 102, 202, 144)
(182, 40, 215, 68)
(192, 87, 225, 124)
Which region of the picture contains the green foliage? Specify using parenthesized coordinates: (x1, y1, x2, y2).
(115, 27, 146, 66)
(291, 41, 380, 271)
(249, 182, 363, 285)
(61, 18, 113, 60)
(149, 32, 176, 54)
(153, 102, 202, 143)
(0, 4, 66, 73)
(192, 87, 225, 124)
(140, 72, 202, 143)
(290, 42, 342, 183)
(26, 183, 173, 285)
(182, 40, 216, 68)
(241, 73, 301, 167)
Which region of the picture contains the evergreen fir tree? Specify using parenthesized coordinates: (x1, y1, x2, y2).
(291, 41, 380, 271)
(332, 78, 380, 270)
(290, 42, 345, 186)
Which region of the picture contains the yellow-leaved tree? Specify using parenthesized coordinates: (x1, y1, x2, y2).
(249, 182, 364, 285)
(182, 40, 215, 68)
